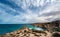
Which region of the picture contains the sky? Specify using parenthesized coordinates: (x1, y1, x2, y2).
(0, 0, 60, 24)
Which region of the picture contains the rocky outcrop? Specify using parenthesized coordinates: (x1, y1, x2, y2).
(31, 20, 60, 32)
(51, 32, 60, 37)
(0, 27, 53, 37)
(0, 20, 60, 37)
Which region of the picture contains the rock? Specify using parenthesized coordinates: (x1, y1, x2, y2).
(0, 20, 60, 37)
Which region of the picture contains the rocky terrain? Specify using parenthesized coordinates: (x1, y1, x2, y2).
(31, 20, 60, 32)
(0, 20, 60, 37)
(0, 27, 60, 37)
(0, 27, 52, 37)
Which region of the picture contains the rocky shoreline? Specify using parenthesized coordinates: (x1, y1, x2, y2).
(0, 21, 60, 37)
(0, 27, 52, 37)
(31, 21, 60, 32)
(0, 27, 60, 37)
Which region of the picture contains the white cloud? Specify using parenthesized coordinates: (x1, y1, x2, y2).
(0, 0, 60, 24)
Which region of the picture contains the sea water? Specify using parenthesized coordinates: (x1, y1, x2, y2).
(0, 24, 24, 35)
(0, 24, 44, 35)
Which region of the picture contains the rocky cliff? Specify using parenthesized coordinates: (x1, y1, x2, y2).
(0, 27, 52, 37)
(31, 20, 60, 32)
(0, 20, 60, 37)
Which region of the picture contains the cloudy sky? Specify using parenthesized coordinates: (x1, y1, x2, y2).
(0, 0, 60, 24)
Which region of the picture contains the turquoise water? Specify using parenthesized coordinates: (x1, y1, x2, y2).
(0, 24, 43, 35)
(26, 25, 44, 31)
(0, 24, 24, 35)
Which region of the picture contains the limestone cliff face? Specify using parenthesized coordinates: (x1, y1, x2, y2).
(0, 27, 49, 37)
(31, 20, 60, 32)
(0, 27, 32, 37)
(0, 27, 60, 37)
(0, 27, 53, 37)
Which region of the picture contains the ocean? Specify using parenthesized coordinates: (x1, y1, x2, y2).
(0, 24, 43, 35)
(0, 24, 25, 35)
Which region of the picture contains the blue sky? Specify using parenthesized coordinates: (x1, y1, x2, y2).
(0, 0, 60, 24)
